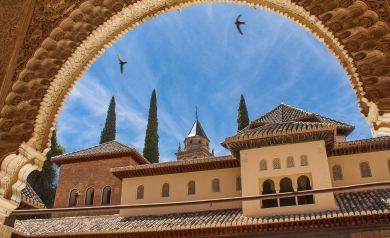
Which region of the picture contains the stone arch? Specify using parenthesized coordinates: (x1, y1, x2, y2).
(279, 177, 296, 207)
(297, 175, 314, 205)
(2, 0, 390, 221)
(261, 179, 277, 208)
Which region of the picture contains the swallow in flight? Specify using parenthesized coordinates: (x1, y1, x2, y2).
(235, 14, 245, 35)
(117, 53, 127, 75)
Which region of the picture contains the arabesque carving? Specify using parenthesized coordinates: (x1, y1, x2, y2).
(0, 0, 390, 222)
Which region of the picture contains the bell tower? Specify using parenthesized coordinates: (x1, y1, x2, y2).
(176, 107, 213, 160)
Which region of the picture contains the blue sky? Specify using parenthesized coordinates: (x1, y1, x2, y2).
(57, 4, 373, 162)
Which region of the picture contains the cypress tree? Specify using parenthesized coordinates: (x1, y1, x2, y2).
(100, 96, 116, 144)
(143, 89, 159, 163)
(237, 94, 250, 132)
(27, 129, 65, 208)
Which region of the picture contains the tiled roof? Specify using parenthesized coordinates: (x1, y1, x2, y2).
(222, 121, 336, 158)
(20, 183, 46, 209)
(244, 103, 354, 136)
(233, 121, 335, 138)
(331, 136, 390, 156)
(111, 155, 239, 179)
(13, 188, 390, 237)
(51, 140, 149, 165)
(187, 119, 209, 139)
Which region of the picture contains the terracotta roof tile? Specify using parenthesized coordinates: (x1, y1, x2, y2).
(13, 188, 390, 237)
(52, 140, 135, 159)
(51, 140, 149, 165)
(222, 121, 336, 158)
(232, 121, 335, 139)
(112, 155, 235, 171)
(331, 136, 390, 156)
(111, 155, 239, 179)
(242, 103, 354, 135)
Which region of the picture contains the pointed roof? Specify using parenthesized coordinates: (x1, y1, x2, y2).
(51, 140, 149, 165)
(222, 103, 356, 158)
(244, 102, 354, 136)
(187, 119, 209, 139)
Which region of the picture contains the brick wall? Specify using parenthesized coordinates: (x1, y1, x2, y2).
(53, 156, 139, 218)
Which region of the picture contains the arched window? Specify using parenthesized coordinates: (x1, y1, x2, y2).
(162, 183, 169, 197)
(279, 177, 296, 207)
(136, 185, 144, 199)
(273, 158, 281, 169)
(262, 179, 277, 208)
(236, 176, 242, 191)
(260, 160, 267, 171)
(85, 187, 94, 206)
(300, 155, 308, 166)
(360, 162, 372, 178)
(212, 178, 220, 193)
(332, 164, 343, 181)
(188, 180, 195, 195)
(287, 156, 294, 168)
(297, 176, 314, 205)
(102, 186, 111, 205)
(68, 189, 79, 207)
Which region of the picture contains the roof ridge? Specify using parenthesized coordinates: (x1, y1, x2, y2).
(283, 103, 354, 127)
(52, 140, 132, 159)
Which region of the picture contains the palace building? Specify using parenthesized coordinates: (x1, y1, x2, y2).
(12, 103, 390, 237)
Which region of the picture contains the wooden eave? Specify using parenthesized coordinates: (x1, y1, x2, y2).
(51, 149, 149, 165)
(111, 158, 240, 179)
(330, 136, 390, 156)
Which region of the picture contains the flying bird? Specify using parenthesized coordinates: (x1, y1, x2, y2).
(235, 14, 245, 35)
(117, 53, 127, 75)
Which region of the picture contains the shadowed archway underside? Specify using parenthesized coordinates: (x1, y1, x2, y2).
(0, 0, 389, 221)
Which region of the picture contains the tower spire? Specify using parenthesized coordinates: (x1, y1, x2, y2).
(195, 106, 198, 120)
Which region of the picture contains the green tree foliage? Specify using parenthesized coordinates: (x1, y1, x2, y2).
(143, 89, 159, 163)
(237, 94, 250, 132)
(27, 129, 65, 208)
(100, 96, 116, 144)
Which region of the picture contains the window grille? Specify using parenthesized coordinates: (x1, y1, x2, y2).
(300, 155, 308, 166)
(188, 181, 195, 195)
(260, 160, 267, 171)
(162, 183, 169, 197)
(212, 178, 220, 193)
(360, 162, 372, 178)
(273, 158, 281, 169)
(332, 165, 343, 180)
(236, 176, 241, 191)
(287, 156, 294, 168)
(136, 185, 144, 199)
